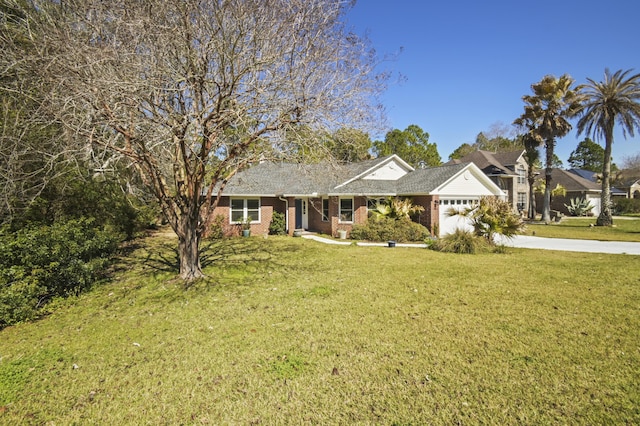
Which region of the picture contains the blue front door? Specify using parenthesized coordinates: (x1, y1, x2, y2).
(295, 199, 302, 229)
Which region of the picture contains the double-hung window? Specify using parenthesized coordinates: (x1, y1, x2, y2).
(231, 198, 260, 223)
(322, 198, 329, 222)
(517, 192, 526, 211)
(367, 197, 385, 212)
(339, 198, 353, 223)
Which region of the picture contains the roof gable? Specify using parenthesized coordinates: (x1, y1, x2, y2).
(429, 163, 505, 197)
(336, 155, 413, 188)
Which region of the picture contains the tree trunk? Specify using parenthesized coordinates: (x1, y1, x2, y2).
(176, 211, 204, 281)
(542, 139, 554, 223)
(596, 130, 614, 226)
(528, 176, 537, 220)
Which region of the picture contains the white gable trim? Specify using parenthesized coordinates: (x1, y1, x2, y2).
(335, 155, 414, 189)
(430, 163, 505, 198)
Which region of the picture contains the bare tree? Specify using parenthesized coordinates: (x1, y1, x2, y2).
(1, 1, 87, 221)
(7, 0, 387, 280)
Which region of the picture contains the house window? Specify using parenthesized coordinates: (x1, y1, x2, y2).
(339, 198, 353, 223)
(517, 192, 526, 211)
(322, 198, 329, 222)
(367, 197, 385, 214)
(518, 167, 526, 184)
(231, 198, 260, 223)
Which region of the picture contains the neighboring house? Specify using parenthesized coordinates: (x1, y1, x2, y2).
(211, 155, 506, 238)
(617, 177, 640, 199)
(568, 169, 627, 198)
(446, 150, 529, 214)
(535, 168, 602, 216)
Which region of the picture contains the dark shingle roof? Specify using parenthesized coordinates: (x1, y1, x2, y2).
(396, 163, 468, 194)
(539, 168, 600, 192)
(568, 168, 597, 181)
(568, 169, 627, 195)
(492, 151, 524, 166)
(220, 162, 341, 195)
(447, 150, 522, 176)
(221, 158, 470, 197)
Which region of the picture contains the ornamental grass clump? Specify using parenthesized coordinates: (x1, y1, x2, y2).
(564, 197, 595, 216)
(448, 196, 525, 243)
(429, 228, 488, 254)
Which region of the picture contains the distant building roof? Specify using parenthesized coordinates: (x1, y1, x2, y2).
(540, 168, 600, 192)
(568, 168, 626, 195)
(446, 150, 524, 176)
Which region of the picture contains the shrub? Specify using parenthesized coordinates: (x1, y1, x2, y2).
(0, 219, 120, 328)
(614, 198, 640, 214)
(564, 197, 595, 216)
(17, 176, 158, 240)
(370, 197, 425, 220)
(350, 216, 429, 242)
(447, 196, 524, 243)
(269, 212, 287, 235)
(206, 215, 227, 239)
(429, 229, 488, 254)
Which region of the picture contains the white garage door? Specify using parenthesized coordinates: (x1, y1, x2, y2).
(585, 194, 601, 217)
(438, 198, 476, 236)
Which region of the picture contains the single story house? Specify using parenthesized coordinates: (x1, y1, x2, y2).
(446, 150, 529, 214)
(211, 155, 506, 237)
(535, 168, 602, 216)
(568, 169, 627, 198)
(616, 177, 640, 199)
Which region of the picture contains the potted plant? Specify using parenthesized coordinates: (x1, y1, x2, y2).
(242, 216, 252, 237)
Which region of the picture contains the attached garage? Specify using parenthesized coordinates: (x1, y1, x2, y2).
(430, 167, 506, 237)
(438, 198, 476, 236)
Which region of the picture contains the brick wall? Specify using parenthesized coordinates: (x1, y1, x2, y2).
(412, 195, 439, 236)
(208, 197, 286, 237)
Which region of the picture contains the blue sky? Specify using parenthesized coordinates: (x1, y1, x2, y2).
(346, 0, 640, 165)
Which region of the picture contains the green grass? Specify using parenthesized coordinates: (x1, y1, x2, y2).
(526, 217, 640, 241)
(1, 234, 639, 424)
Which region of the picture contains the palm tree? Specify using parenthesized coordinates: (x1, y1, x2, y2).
(575, 69, 640, 226)
(446, 196, 525, 243)
(521, 132, 542, 219)
(514, 75, 582, 222)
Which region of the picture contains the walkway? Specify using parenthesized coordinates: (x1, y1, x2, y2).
(300, 234, 427, 248)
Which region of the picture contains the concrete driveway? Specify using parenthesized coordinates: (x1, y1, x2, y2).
(495, 235, 640, 255)
(302, 233, 640, 255)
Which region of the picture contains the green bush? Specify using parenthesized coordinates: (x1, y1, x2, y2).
(350, 216, 429, 242)
(206, 215, 227, 239)
(614, 198, 640, 214)
(564, 197, 595, 216)
(0, 219, 120, 327)
(18, 176, 158, 239)
(269, 211, 287, 235)
(429, 229, 488, 254)
(447, 196, 524, 242)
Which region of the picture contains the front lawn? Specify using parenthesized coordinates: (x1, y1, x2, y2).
(526, 217, 640, 241)
(1, 234, 639, 424)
